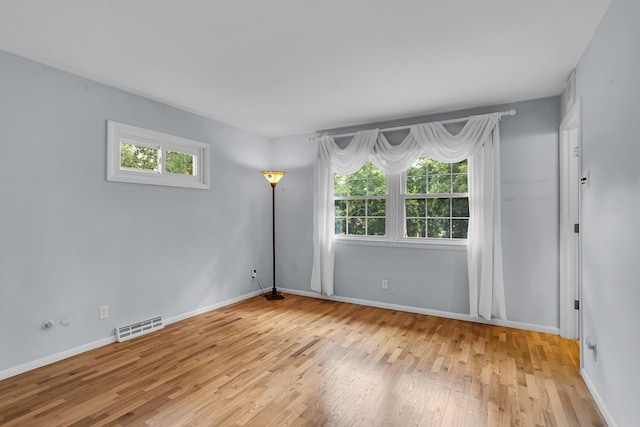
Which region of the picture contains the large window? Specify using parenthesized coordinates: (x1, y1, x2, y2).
(107, 121, 209, 189)
(333, 157, 469, 244)
(334, 162, 386, 236)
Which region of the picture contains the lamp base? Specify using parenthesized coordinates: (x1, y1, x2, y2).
(264, 290, 285, 300)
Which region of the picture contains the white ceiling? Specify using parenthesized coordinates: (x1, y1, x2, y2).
(0, 1, 610, 138)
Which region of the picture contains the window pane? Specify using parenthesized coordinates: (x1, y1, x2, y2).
(407, 176, 426, 194)
(427, 198, 450, 217)
(406, 218, 426, 238)
(428, 175, 451, 193)
(452, 174, 468, 193)
(452, 219, 469, 239)
(428, 158, 450, 174)
(405, 198, 426, 218)
(120, 143, 159, 171)
(451, 160, 467, 173)
(348, 200, 366, 216)
(166, 151, 195, 175)
(348, 217, 366, 235)
(428, 219, 450, 238)
(334, 175, 348, 197)
(401, 156, 470, 241)
(367, 218, 385, 236)
(352, 164, 369, 180)
(333, 162, 387, 238)
(407, 158, 427, 176)
(452, 198, 469, 217)
(368, 172, 386, 196)
(349, 179, 367, 196)
(368, 199, 386, 217)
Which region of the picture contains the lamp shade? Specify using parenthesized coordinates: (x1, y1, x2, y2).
(261, 171, 286, 185)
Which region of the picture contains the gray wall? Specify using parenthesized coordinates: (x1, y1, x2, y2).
(576, 0, 639, 424)
(273, 96, 560, 328)
(0, 50, 273, 372)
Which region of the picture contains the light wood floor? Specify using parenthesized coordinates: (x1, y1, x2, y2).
(0, 294, 604, 426)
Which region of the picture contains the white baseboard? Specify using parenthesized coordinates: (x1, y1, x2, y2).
(0, 336, 116, 381)
(278, 287, 560, 335)
(164, 290, 263, 325)
(0, 290, 263, 382)
(581, 368, 617, 427)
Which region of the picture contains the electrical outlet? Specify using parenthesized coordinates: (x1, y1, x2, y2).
(99, 305, 109, 319)
(251, 269, 257, 279)
(381, 279, 388, 290)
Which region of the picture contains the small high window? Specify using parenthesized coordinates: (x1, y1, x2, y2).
(107, 121, 209, 189)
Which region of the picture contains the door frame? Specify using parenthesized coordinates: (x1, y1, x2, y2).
(559, 97, 582, 342)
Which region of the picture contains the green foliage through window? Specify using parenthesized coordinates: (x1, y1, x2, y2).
(120, 143, 159, 171)
(331, 157, 470, 242)
(405, 157, 469, 239)
(334, 162, 386, 236)
(120, 145, 195, 176)
(166, 151, 195, 175)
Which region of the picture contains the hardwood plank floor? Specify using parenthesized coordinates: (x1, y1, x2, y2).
(0, 294, 605, 426)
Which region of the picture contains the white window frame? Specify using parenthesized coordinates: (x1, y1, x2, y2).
(333, 160, 468, 249)
(107, 120, 209, 189)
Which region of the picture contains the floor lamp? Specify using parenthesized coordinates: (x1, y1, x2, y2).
(261, 171, 286, 300)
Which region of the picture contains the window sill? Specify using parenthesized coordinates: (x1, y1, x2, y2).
(334, 236, 467, 251)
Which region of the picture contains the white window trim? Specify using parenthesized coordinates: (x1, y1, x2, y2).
(334, 164, 469, 249)
(107, 120, 210, 189)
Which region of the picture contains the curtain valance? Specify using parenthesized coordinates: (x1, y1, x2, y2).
(310, 113, 507, 321)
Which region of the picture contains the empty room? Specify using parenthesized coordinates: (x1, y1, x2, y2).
(0, 0, 638, 426)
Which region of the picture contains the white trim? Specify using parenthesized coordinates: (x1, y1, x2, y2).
(0, 336, 116, 381)
(164, 290, 262, 325)
(581, 368, 618, 427)
(107, 120, 210, 189)
(279, 287, 559, 335)
(334, 236, 467, 251)
(0, 290, 262, 381)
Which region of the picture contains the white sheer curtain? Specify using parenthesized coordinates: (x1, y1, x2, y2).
(310, 113, 507, 320)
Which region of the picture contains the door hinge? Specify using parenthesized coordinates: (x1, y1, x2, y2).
(574, 300, 580, 310)
(574, 223, 580, 233)
(573, 146, 580, 157)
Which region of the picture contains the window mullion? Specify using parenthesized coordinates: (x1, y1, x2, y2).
(387, 174, 401, 240)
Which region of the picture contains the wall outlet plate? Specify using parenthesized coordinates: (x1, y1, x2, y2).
(99, 305, 109, 319)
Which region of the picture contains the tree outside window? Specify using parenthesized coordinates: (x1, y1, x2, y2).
(405, 157, 469, 239)
(334, 162, 386, 236)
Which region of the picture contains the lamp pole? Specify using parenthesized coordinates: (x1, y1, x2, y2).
(262, 171, 285, 300)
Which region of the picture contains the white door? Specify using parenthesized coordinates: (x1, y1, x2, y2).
(559, 99, 582, 340)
